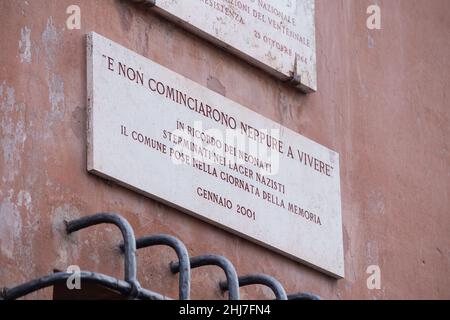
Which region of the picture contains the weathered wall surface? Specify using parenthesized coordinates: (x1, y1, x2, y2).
(0, 0, 449, 299)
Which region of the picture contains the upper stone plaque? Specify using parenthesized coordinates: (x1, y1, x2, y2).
(150, 0, 317, 92)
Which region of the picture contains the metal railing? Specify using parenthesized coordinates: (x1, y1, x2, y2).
(0, 213, 320, 300)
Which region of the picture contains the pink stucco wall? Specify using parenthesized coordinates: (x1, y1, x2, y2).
(0, 0, 449, 299)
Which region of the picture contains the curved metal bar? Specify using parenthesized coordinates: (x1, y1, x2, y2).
(65, 213, 140, 298)
(0, 271, 169, 300)
(287, 292, 321, 300)
(129, 0, 156, 7)
(171, 254, 239, 300)
(220, 274, 287, 300)
(133, 234, 191, 300)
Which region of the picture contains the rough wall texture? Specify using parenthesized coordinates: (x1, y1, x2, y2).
(0, 0, 449, 299)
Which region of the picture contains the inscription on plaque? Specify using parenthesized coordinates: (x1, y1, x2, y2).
(87, 32, 343, 277)
(150, 0, 317, 92)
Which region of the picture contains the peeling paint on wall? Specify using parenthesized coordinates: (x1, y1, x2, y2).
(17, 190, 32, 212)
(0, 82, 26, 182)
(48, 74, 65, 118)
(19, 26, 32, 63)
(366, 240, 379, 266)
(41, 17, 60, 71)
(0, 190, 23, 259)
(367, 189, 385, 216)
(40, 17, 66, 124)
(51, 204, 81, 268)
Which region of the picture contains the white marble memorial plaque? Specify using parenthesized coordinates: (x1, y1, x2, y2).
(149, 0, 317, 92)
(87, 32, 343, 277)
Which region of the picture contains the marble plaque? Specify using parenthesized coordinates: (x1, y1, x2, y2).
(87, 32, 343, 277)
(150, 0, 317, 92)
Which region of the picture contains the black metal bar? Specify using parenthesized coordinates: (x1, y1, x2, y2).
(1, 212, 322, 301)
(220, 274, 287, 300)
(287, 55, 302, 86)
(133, 234, 191, 300)
(65, 213, 140, 298)
(171, 254, 239, 300)
(0, 271, 169, 300)
(129, 0, 156, 7)
(287, 292, 321, 300)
